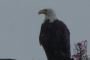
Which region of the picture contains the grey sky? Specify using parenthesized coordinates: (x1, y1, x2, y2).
(0, 0, 90, 60)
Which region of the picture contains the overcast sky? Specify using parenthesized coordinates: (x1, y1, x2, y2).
(0, 0, 90, 60)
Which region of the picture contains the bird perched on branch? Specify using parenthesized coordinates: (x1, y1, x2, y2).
(38, 8, 71, 60)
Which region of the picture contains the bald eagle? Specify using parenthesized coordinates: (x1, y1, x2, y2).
(38, 9, 71, 60)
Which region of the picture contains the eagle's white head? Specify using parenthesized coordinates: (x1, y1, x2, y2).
(38, 8, 57, 22)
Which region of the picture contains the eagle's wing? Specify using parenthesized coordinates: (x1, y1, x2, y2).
(56, 20, 70, 57)
(39, 23, 44, 45)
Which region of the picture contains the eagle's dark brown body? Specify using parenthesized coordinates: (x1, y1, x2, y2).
(39, 19, 71, 60)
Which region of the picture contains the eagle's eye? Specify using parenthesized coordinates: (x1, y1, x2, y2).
(44, 9, 47, 11)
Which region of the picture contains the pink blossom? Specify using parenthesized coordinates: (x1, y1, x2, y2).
(72, 54, 80, 58)
(82, 41, 84, 42)
(85, 40, 87, 42)
(77, 42, 82, 47)
(81, 49, 85, 52)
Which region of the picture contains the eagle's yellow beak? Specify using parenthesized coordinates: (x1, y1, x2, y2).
(38, 10, 46, 14)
